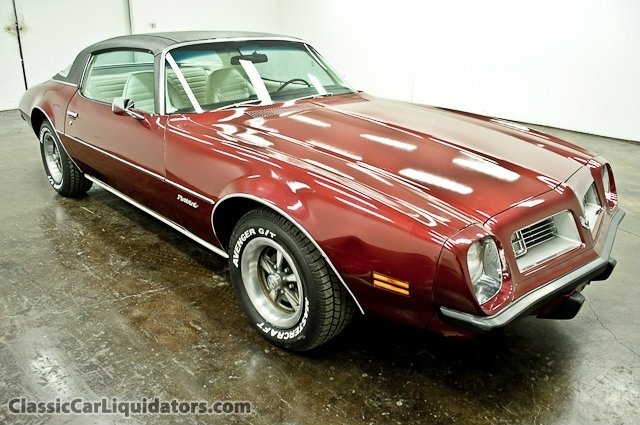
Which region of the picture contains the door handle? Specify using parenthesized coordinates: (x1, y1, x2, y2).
(67, 110, 78, 119)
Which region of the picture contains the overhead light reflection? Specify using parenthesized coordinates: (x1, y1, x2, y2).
(360, 134, 417, 152)
(399, 168, 473, 195)
(305, 160, 354, 180)
(287, 181, 310, 193)
(288, 200, 303, 211)
(236, 130, 273, 148)
(452, 154, 520, 182)
(289, 114, 331, 128)
(218, 108, 247, 122)
(347, 163, 393, 186)
(517, 199, 544, 208)
(308, 140, 362, 161)
(211, 124, 239, 135)
(491, 119, 530, 132)
(334, 197, 393, 223)
(247, 117, 278, 133)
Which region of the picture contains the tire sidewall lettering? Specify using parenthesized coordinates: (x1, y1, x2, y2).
(256, 297, 309, 340)
(39, 125, 64, 190)
(231, 227, 277, 268)
(229, 219, 316, 347)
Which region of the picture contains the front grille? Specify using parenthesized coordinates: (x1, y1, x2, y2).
(512, 218, 558, 258)
(511, 211, 581, 272)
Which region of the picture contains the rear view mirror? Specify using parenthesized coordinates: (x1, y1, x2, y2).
(230, 52, 268, 65)
(112, 97, 144, 120)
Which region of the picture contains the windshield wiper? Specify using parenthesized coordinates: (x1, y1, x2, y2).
(212, 98, 265, 112)
(290, 92, 334, 102)
(213, 92, 335, 112)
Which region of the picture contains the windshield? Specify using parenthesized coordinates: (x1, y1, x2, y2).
(164, 40, 354, 113)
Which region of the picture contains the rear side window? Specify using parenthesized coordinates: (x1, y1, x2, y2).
(81, 50, 155, 113)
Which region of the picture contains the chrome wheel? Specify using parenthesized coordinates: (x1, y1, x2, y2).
(42, 131, 63, 185)
(240, 237, 303, 328)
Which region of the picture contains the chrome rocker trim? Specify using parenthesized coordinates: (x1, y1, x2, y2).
(440, 207, 626, 331)
(85, 175, 228, 259)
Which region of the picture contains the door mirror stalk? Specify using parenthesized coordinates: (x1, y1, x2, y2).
(112, 97, 144, 120)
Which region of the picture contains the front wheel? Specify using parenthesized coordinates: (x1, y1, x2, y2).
(228, 208, 354, 351)
(39, 121, 92, 197)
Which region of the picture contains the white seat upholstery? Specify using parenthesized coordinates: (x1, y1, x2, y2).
(83, 73, 130, 103)
(207, 68, 254, 103)
(122, 71, 155, 113)
(166, 66, 208, 106)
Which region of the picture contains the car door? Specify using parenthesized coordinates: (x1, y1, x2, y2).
(63, 49, 171, 217)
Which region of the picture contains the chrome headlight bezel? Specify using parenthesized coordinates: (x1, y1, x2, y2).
(466, 237, 503, 305)
(602, 164, 617, 209)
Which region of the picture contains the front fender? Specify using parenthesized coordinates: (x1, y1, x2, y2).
(213, 166, 450, 328)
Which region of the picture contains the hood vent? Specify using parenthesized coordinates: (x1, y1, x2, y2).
(246, 103, 321, 118)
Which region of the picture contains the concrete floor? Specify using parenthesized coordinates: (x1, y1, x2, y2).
(0, 108, 638, 425)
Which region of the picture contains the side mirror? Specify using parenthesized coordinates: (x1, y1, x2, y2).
(112, 97, 144, 120)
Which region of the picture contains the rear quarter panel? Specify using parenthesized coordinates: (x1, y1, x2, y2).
(19, 81, 77, 133)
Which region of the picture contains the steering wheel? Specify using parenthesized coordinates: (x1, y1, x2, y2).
(277, 78, 311, 92)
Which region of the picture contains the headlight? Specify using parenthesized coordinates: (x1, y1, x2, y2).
(466, 237, 503, 305)
(602, 164, 617, 209)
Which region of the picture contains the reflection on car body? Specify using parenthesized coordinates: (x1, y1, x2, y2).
(19, 31, 624, 351)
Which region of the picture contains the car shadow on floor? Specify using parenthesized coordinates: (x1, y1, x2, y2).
(40, 187, 578, 424)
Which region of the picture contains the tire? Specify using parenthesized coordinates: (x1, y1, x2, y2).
(39, 121, 92, 197)
(228, 208, 355, 351)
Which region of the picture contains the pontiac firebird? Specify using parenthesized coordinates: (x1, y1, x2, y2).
(19, 31, 624, 350)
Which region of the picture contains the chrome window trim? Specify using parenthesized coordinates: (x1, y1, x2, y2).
(158, 36, 304, 115)
(85, 175, 227, 258)
(211, 193, 365, 314)
(441, 207, 625, 330)
(78, 53, 94, 95)
(50, 79, 78, 87)
(79, 49, 156, 111)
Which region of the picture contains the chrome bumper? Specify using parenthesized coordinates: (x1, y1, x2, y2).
(440, 207, 625, 332)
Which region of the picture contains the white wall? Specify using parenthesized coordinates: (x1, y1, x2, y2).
(129, 0, 278, 34)
(0, 0, 130, 110)
(17, 0, 131, 88)
(0, 0, 26, 110)
(277, 0, 640, 141)
(3, 0, 638, 142)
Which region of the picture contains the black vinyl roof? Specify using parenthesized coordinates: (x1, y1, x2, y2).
(54, 31, 298, 85)
(86, 31, 293, 55)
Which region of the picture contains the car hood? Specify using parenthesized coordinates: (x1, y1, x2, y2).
(194, 94, 594, 226)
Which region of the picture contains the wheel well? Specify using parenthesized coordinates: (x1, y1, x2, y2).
(30, 108, 46, 136)
(212, 197, 266, 250)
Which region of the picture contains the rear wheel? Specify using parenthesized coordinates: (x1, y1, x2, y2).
(228, 208, 354, 351)
(39, 121, 92, 197)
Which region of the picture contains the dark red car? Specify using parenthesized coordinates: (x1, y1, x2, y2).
(19, 31, 624, 350)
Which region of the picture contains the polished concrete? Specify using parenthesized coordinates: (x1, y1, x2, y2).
(0, 109, 638, 425)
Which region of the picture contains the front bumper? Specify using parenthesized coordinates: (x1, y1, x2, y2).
(439, 207, 625, 332)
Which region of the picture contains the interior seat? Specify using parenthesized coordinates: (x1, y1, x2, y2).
(166, 66, 208, 107)
(207, 68, 254, 104)
(83, 73, 130, 103)
(122, 71, 155, 113)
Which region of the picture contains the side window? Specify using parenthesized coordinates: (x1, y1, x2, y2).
(82, 50, 155, 113)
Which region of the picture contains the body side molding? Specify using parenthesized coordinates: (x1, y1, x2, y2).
(85, 175, 228, 258)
